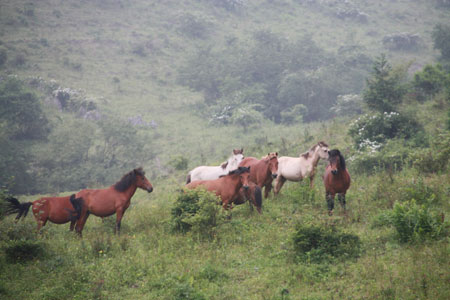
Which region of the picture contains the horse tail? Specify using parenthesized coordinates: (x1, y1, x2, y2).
(186, 173, 191, 184)
(254, 186, 262, 211)
(4, 197, 32, 220)
(69, 194, 84, 220)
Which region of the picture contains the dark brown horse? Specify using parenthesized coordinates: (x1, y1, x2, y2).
(75, 167, 153, 235)
(4, 194, 84, 232)
(323, 149, 351, 216)
(185, 166, 252, 211)
(239, 152, 278, 198)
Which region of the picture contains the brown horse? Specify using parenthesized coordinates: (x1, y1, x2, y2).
(75, 167, 153, 235)
(4, 194, 84, 232)
(323, 149, 351, 216)
(239, 152, 278, 198)
(185, 166, 252, 211)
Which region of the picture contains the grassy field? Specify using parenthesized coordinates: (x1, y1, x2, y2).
(1, 165, 448, 299)
(1, 1, 449, 299)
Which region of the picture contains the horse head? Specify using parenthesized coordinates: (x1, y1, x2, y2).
(316, 141, 330, 160)
(266, 153, 278, 179)
(134, 167, 153, 193)
(230, 166, 251, 190)
(225, 149, 244, 171)
(328, 149, 346, 175)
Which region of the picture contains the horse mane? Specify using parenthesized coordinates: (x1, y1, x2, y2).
(262, 152, 278, 159)
(328, 149, 346, 170)
(114, 167, 145, 192)
(301, 141, 329, 158)
(227, 166, 250, 176)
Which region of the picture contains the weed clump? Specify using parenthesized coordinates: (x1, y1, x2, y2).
(171, 188, 223, 240)
(373, 199, 447, 243)
(292, 223, 361, 263)
(4, 240, 46, 263)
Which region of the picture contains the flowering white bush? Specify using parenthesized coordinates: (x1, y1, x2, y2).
(348, 111, 419, 150)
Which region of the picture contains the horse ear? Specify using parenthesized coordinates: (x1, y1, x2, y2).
(275, 152, 278, 156)
(241, 148, 243, 153)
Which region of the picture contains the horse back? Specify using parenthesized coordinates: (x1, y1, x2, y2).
(33, 196, 74, 224)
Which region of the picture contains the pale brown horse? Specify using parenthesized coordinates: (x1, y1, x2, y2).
(239, 153, 278, 198)
(75, 167, 153, 235)
(4, 194, 83, 232)
(185, 166, 251, 211)
(323, 149, 351, 216)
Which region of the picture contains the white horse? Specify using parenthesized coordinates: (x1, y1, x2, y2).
(273, 142, 329, 195)
(186, 149, 244, 183)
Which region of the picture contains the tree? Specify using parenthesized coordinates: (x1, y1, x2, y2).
(432, 23, 450, 62)
(412, 64, 449, 99)
(363, 55, 406, 112)
(0, 77, 50, 140)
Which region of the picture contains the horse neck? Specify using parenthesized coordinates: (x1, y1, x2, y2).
(223, 173, 243, 191)
(225, 157, 238, 171)
(309, 148, 322, 167)
(118, 183, 138, 201)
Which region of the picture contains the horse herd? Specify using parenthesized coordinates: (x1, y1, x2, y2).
(4, 142, 350, 236)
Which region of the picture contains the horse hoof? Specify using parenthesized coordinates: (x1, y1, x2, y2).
(328, 210, 333, 216)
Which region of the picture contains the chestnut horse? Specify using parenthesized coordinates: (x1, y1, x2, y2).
(75, 167, 153, 235)
(323, 149, 350, 216)
(186, 148, 244, 183)
(4, 194, 84, 232)
(185, 166, 252, 211)
(274, 141, 329, 195)
(239, 152, 278, 198)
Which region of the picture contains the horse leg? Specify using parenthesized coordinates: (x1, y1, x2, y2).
(264, 183, 272, 199)
(75, 211, 90, 237)
(115, 209, 124, 235)
(326, 192, 335, 216)
(36, 219, 47, 233)
(309, 174, 316, 188)
(338, 193, 347, 215)
(274, 176, 286, 196)
(70, 220, 75, 231)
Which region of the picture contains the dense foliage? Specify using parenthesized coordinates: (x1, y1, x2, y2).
(179, 32, 369, 124)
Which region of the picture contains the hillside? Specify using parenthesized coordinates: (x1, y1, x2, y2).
(0, 1, 449, 299)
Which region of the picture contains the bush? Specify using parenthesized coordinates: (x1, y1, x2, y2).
(348, 112, 423, 150)
(349, 139, 410, 174)
(412, 64, 449, 100)
(170, 155, 189, 170)
(4, 240, 46, 263)
(409, 131, 450, 174)
(171, 189, 223, 240)
(292, 223, 361, 263)
(331, 94, 364, 117)
(373, 200, 447, 243)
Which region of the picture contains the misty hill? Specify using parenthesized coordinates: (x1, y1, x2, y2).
(0, 0, 449, 193)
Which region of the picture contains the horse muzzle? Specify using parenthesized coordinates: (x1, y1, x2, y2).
(331, 170, 338, 175)
(272, 173, 278, 179)
(147, 187, 153, 193)
(243, 185, 249, 190)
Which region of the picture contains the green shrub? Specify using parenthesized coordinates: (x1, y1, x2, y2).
(373, 200, 447, 243)
(412, 64, 449, 100)
(349, 139, 410, 174)
(409, 131, 450, 173)
(348, 112, 423, 150)
(292, 223, 361, 263)
(170, 155, 189, 170)
(171, 189, 223, 239)
(4, 240, 46, 263)
(172, 281, 206, 300)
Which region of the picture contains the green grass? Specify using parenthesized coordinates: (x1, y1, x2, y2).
(1, 167, 448, 299)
